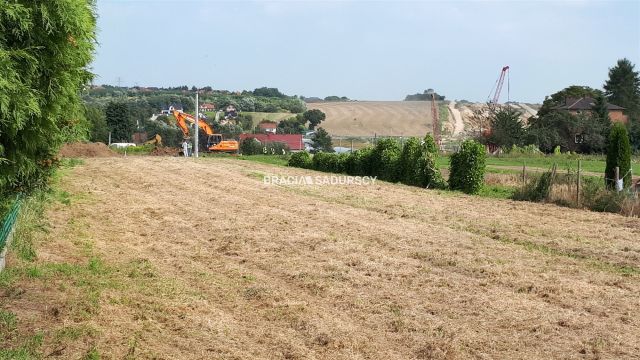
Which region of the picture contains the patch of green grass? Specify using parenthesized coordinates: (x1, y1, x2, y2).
(0, 309, 17, 333)
(83, 347, 101, 360)
(0, 333, 44, 359)
(111, 144, 154, 155)
(478, 185, 517, 199)
(59, 158, 85, 168)
(54, 324, 98, 342)
(11, 190, 51, 262)
(127, 258, 156, 279)
(238, 154, 290, 167)
(436, 154, 640, 176)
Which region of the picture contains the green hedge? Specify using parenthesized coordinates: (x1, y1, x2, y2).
(287, 134, 451, 191)
(449, 140, 486, 194)
(312, 152, 347, 173)
(288, 151, 312, 169)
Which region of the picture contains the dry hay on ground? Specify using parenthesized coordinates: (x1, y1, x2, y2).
(1, 157, 639, 359)
(58, 142, 118, 158)
(307, 101, 433, 137)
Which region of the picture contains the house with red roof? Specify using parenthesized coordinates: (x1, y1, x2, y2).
(199, 103, 216, 112)
(239, 133, 304, 151)
(258, 122, 277, 134)
(552, 97, 628, 124)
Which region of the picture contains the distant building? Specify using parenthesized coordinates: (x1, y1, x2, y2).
(199, 103, 215, 112)
(258, 122, 277, 134)
(552, 97, 627, 124)
(161, 105, 183, 115)
(239, 133, 304, 151)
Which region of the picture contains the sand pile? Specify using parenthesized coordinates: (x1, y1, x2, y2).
(59, 142, 118, 157)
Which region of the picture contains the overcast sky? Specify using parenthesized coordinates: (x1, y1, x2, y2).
(93, 0, 640, 103)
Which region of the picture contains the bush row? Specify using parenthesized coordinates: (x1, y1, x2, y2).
(288, 136, 486, 194)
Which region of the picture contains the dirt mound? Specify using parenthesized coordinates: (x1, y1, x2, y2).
(149, 146, 180, 156)
(59, 142, 118, 158)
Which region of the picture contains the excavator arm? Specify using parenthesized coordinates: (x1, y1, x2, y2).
(172, 110, 215, 136)
(171, 109, 239, 153)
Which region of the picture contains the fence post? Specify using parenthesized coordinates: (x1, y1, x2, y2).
(522, 161, 526, 185)
(576, 160, 581, 207)
(615, 166, 621, 192)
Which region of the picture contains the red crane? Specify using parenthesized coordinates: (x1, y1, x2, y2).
(488, 66, 509, 104)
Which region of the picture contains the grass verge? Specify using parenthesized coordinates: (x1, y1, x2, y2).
(0, 158, 110, 358)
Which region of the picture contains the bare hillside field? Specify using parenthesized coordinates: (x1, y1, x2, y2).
(307, 101, 433, 136)
(2, 157, 639, 359)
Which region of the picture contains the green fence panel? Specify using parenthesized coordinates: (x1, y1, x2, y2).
(0, 195, 22, 253)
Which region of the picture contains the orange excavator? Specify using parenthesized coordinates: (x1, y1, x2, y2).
(171, 109, 239, 153)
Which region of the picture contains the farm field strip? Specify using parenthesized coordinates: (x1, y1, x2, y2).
(307, 101, 433, 136)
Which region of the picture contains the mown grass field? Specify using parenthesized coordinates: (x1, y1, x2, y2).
(2, 157, 638, 359)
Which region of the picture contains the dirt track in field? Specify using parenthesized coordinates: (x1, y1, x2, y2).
(3, 157, 640, 359)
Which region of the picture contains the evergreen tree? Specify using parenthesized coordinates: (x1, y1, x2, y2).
(605, 123, 632, 189)
(86, 105, 109, 143)
(604, 58, 640, 118)
(105, 101, 134, 142)
(0, 1, 96, 196)
(487, 108, 525, 149)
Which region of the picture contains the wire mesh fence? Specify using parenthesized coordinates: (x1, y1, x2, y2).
(514, 162, 639, 217)
(0, 195, 22, 254)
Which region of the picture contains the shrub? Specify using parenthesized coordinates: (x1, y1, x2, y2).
(344, 147, 374, 176)
(512, 170, 555, 202)
(262, 142, 289, 155)
(420, 135, 446, 189)
(379, 146, 402, 182)
(371, 138, 402, 181)
(504, 144, 543, 156)
(288, 151, 312, 169)
(399, 137, 423, 186)
(581, 177, 625, 213)
(312, 152, 345, 173)
(605, 123, 632, 189)
(240, 138, 263, 155)
(449, 140, 486, 194)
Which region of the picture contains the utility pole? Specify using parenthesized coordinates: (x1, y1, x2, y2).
(194, 92, 199, 158)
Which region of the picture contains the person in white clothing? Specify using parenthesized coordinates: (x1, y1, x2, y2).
(182, 140, 189, 157)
